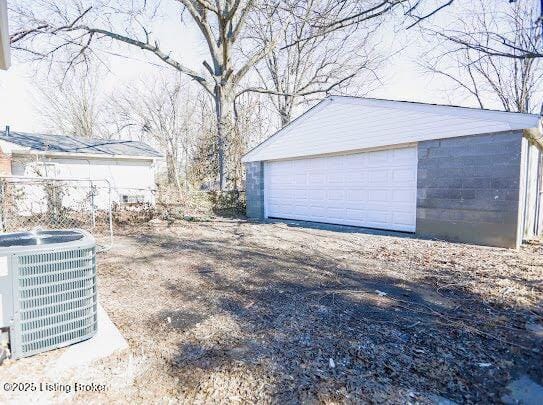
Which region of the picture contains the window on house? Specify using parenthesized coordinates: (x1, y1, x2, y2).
(122, 195, 145, 204)
(27, 162, 59, 178)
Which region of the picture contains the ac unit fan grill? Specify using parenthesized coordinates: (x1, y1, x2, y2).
(12, 247, 97, 358)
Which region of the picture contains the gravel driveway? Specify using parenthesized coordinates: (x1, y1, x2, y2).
(1, 219, 542, 403)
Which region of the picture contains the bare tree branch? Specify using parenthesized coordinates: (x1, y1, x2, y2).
(421, 0, 543, 113)
(427, 1, 543, 60)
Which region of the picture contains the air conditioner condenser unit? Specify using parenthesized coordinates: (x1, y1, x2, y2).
(0, 229, 98, 359)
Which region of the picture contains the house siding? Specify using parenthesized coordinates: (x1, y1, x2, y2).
(416, 130, 523, 248)
(243, 97, 539, 163)
(245, 162, 265, 219)
(11, 156, 156, 208)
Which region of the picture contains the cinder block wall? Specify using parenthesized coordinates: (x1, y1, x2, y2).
(417, 130, 523, 248)
(245, 161, 265, 219)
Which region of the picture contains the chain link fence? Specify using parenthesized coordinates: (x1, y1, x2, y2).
(0, 176, 248, 250)
(0, 176, 113, 250)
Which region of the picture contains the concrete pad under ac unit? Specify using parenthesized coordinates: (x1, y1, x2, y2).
(52, 303, 128, 371)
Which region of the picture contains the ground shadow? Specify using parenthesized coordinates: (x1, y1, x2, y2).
(118, 224, 542, 403)
(266, 217, 417, 238)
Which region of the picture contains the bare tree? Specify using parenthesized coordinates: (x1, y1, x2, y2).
(9, 0, 456, 189)
(34, 66, 110, 138)
(242, 0, 383, 126)
(110, 75, 201, 192)
(191, 88, 272, 189)
(423, 0, 543, 113)
(9, 0, 282, 190)
(279, 0, 457, 47)
(430, 0, 543, 60)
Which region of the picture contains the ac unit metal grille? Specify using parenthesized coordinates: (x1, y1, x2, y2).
(12, 247, 97, 358)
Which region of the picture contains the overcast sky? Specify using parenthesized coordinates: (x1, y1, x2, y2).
(0, 1, 524, 134)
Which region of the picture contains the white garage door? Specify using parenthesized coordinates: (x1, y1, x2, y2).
(264, 146, 418, 232)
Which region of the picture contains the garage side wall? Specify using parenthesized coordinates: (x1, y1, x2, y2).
(417, 130, 523, 248)
(245, 161, 265, 219)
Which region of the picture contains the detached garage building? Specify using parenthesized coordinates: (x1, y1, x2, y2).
(243, 96, 543, 248)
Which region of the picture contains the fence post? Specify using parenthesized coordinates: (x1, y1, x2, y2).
(90, 181, 96, 228)
(0, 180, 5, 232)
(107, 180, 113, 249)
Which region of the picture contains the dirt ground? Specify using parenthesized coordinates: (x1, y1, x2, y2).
(1, 219, 543, 404)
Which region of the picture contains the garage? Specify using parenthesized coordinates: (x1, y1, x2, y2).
(264, 146, 417, 232)
(243, 96, 542, 248)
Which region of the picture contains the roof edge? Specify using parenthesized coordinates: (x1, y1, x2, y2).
(242, 98, 333, 163)
(11, 149, 163, 161)
(330, 95, 541, 120)
(0, 130, 163, 159)
(243, 95, 542, 163)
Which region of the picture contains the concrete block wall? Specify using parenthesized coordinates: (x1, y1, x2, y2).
(417, 130, 524, 248)
(245, 161, 265, 219)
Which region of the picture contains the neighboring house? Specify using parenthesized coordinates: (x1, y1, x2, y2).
(243, 96, 543, 248)
(0, 129, 162, 210)
(0, 0, 10, 70)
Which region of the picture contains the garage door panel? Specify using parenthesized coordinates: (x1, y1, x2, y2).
(308, 173, 326, 185)
(392, 168, 416, 183)
(342, 154, 367, 168)
(366, 210, 392, 223)
(294, 174, 307, 185)
(294, 189, 307, 200)
(368, 189, 390, 202)
(327, 189, 345, 200)
(265, 146, 417, 232)
(392, 189, 416, 202)
(344, 170, 366, 184)
(393, 212, 416, 226)
(309, 206, 327, 217)
(326, 172, 344, 184)
(326, 207, 346, 218)
(344, 208, 366, 220)
(366, 169, 389, 183)
(367, 150, 389, 165)
(346, 189, 368, 201)
(393, 147, 417, 162)
(308, 189, 326, 200)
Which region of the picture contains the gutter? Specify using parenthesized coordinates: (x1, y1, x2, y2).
(10, 149, 164, 161)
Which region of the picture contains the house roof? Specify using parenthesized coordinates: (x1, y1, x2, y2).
(0, 0, 10, 70)
(0, 130, 162, 159)
(243, 96, 542, 163)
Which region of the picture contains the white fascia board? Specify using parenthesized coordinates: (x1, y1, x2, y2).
(334, 96, 541, 128)
(11, 150, 161, 161)
(0, 0, 10, 70)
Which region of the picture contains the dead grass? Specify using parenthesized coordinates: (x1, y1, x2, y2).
(1, 219, 542, 403)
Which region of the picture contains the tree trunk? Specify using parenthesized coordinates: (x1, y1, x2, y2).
(214, 85, 234, 191)
(279, 108, 291, 127)
(166, 140, 183, 194)
(165, 151, 177, 185)
(279, 96, 293, 127)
